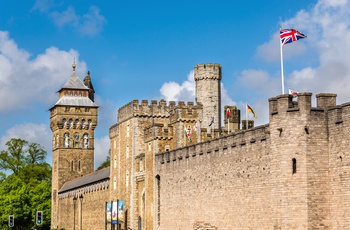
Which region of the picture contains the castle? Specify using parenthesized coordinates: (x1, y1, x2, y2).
(51, 63, 350, 230)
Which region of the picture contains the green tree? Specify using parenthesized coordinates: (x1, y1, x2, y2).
(97, 149, 111, 170)
(0, 138, 51, 229)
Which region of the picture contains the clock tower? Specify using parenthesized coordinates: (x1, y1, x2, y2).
(50, 64, 98, 228)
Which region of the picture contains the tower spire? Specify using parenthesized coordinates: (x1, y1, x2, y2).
(72, 57, 76, 72)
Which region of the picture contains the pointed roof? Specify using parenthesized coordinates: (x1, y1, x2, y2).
(54, 96, 98, 107)
(61, 71, 89, 90)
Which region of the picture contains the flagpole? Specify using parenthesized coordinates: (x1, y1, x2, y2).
(227, 109, 230, 134)
(280, 26, 285, 94)
(246, 103, 248, 130)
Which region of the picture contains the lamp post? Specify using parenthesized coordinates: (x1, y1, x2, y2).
(79, 194, 84, 230)
(73, 196, 77, 230)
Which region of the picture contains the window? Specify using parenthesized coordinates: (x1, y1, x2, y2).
(62, 118, 67, 128)
(83, 133, 89, 148)
(126, 170, 129, 188)
(126, 125, 130, 137)
(88, 119, 92, 129)
(78, 160, 81, 171)
(71, 160, 74, 171)
(114, 176, 117, 190)
(81, 119, 86, 129)
(64, 133, 70, 147)
(68, 119, 73, 128)
(156, 175, 160, 226)
(292, 158, 297, 174)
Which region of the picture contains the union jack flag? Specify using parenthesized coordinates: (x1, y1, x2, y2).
(280, 29, 307, 46)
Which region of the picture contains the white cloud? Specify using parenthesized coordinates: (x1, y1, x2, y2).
(256, 0, 350, 105)
(160, 70, 195, 102)
(94, 135, 110, 169)
(0, 30, 87, 112)
(50, 6, 79, 27)
(0, 123, 52, 162)
(50, 5, 106, 36)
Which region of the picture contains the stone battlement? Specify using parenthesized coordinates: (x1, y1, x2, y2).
(117, 99, 203, 124)
(156, 124, 269, 165)
(269, 92, 337, 115)
(194, 63, 222, 80)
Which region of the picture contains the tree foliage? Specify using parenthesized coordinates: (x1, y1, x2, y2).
(0, 138, 51, 229)
(97, 149, 111, 170)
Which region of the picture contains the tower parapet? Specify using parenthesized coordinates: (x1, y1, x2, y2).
(194, 63, 222, 133)
(194, 63, 222, 80)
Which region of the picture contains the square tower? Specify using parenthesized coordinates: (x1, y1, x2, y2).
(49, 65, 98, 229)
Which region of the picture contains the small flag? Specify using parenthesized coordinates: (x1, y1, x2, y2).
(247, 104, 257, 118)
(226, 108, 231, 118)
(193, 122, 198, 132)
(184, 127, 192, 142)
(288, 88, 299, 98)
(208, 117, 214, 127)
(280, 29, 307, 46)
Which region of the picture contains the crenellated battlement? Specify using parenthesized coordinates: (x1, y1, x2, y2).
(268, 92, 337, 116)
(117, 99, 202, 124)
(194, 63, 222, 81)
(156, 124, 269, 165)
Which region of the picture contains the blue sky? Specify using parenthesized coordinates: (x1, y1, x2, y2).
(2, 0, 350, 168)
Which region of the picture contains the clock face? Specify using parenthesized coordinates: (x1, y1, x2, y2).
(74, 134, 80, 141)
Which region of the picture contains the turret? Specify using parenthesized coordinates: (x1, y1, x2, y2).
(194, 63, 222, 133)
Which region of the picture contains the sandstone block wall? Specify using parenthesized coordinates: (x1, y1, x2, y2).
(155, 92, 350, 229)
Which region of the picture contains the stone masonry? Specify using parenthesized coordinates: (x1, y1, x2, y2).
(51, 62, 350, 230)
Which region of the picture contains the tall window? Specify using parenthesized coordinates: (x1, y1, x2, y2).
(126, 145, 129, 159)
(126, 170, 129, 188)
(83, 133, 89, 148)
(88, 119, 92, 129)
(156, 175, 160, 226)
(64, 133, 70, 147)
(292, 158, 297, 174)
(71, 160, 74, 171)
(82, 119, 86, 129)
(62, 118, 67, 128)
(114, 176, 117, 190)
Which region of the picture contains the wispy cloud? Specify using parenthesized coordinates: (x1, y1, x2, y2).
(50, 6, 106, 36)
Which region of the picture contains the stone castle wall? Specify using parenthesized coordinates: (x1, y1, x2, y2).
(56, 180, 109, 230)
(155, 92, 350, 229)
(155, 125, 272, 230)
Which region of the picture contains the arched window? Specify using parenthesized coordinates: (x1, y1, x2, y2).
(64, 133, 70, 147)
(74, 119, 79, 129)
(68, 119, 73, 128)
(88, 119, 92, 129)
(83, 133, 89, 148)
(62, 118, 67, 128)
(81, 119, 86, 129)
(292, 158, 297, 174)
